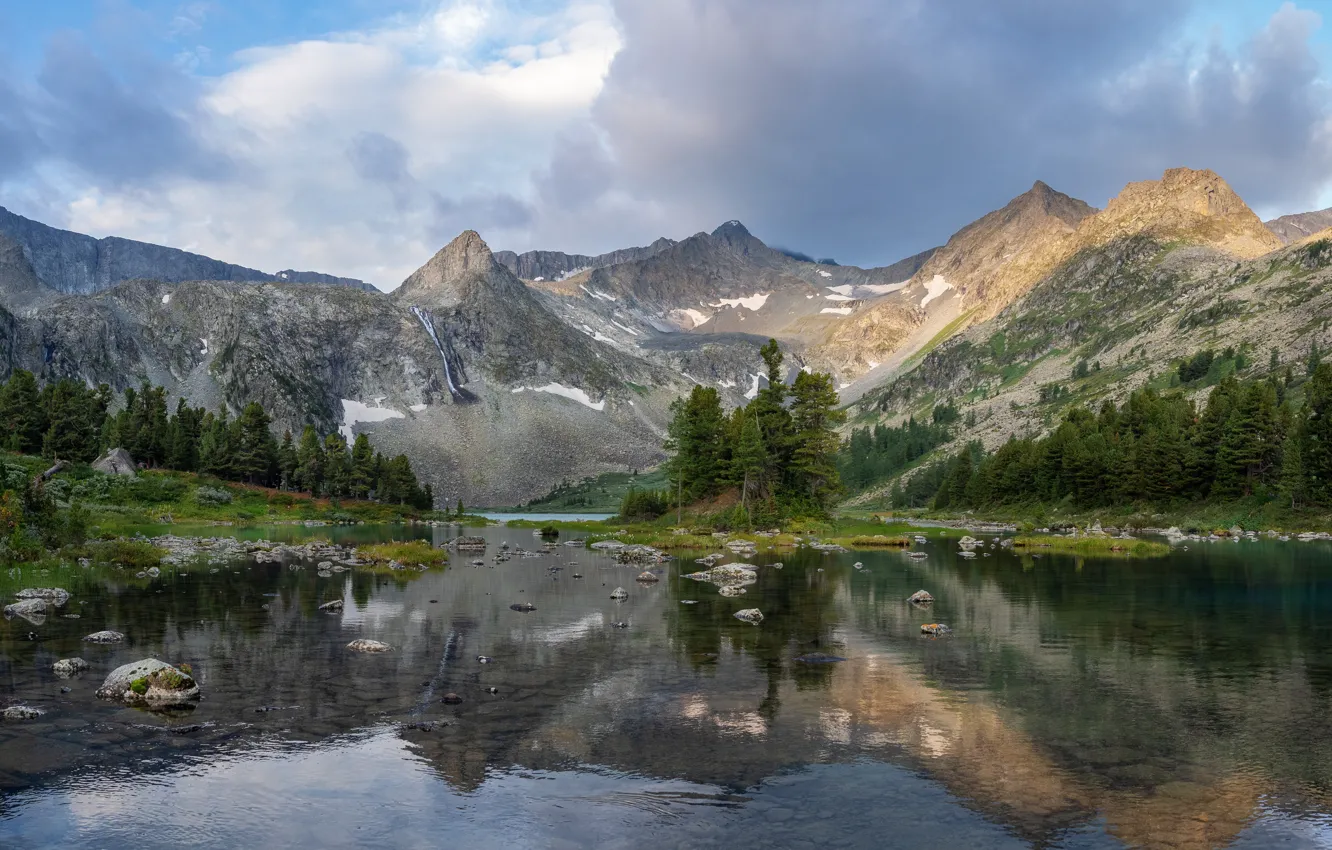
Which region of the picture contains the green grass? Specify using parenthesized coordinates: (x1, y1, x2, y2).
(903, 308, 979, 368)
(823, 535, 913, 549)
(64, 539, 168, 569)
(355, 541, 449, 569)
(1012, 535, 1170, 558)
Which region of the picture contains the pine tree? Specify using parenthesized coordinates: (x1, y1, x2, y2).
(295, 425, 325, 494)
(0, 369, 45, 454)
(277, 431, 298, 490)
(1280, 425, 1305, 509)
(788, 370, 846, 512)
(234, 402, 278, 485)
(456, 498, 465, 517)
(731, 408, 768, 514)
(1302, 364, 1332, 503)
(350, 433, 376, 498)
(322, 434, 350, 497)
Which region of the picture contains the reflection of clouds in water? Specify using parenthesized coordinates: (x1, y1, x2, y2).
(338, 596, 407, 629)
(521, 612, 605, 645)
(680, 695, 768, 737)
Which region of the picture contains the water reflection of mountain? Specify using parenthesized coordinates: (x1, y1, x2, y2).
(2, 530, 1331, 848)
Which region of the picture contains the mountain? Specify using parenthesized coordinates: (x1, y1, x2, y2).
(1071, 167, 1282, 259)
(493, 237, 678, 281)
(843, 168, 1306, 504)
(0, 233, 59, 314)
(0, 206, 376, 294)
(1265, 207, 1332, 244)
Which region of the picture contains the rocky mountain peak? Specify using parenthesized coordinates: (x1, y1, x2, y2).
(709, 220, 766, 255)
(394, 230, 516, 307)
(1074, 167, 1283, 259)
(1265, 206, 1332, 245)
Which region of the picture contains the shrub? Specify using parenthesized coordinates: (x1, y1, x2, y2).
(194, 486, 233, 506)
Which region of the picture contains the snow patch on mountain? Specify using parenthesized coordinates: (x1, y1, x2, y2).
(711, 293, 769, 311)
(161, 293, 171, 305)
(579, 284, 617, 302)
(821, 307, 853, 316)
(827, 284, 854, 296)
(824, 294, 854, 302)
(744, 373, 763, 400)
(341, 399, 406, 441)
(920, 275, 952, 308)
(511, 383, 605, 411)
(859, 282, 908, 296)
(817, 270, 833, 278)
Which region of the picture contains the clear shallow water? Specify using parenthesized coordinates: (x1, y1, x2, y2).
(2, 528, 1332, 849)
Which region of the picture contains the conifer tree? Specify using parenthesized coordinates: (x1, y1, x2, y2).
(789, 370, 846, 510)
(277, 431, 298, 490)
(322, 433, 350, 497)
(234, 402, 278, 485)
(350, 433, 376, 498)
(295, 425, 326, 494)
(0, 369, 45, 454)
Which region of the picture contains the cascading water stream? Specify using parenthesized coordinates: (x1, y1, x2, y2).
(410, 305, 464, 401)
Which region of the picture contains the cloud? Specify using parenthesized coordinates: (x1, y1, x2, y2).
(528, 0, 1332, 264)
(2, 0, 1332, 287)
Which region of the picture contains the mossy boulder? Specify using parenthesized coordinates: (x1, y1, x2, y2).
(96, 659, 199, 708)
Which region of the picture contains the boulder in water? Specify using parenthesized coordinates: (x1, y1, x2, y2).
(318, 600, 344, 612)
(921, 623, 952, 636)
(83, 630, 126, 644)
(509, 602, 536, 612)
(907, 590, 934, 604)
(733, 608, 764, 624)
(92, 447, 137, 476)
(609, 587, 628, 600)
(635, 571, 660, 583)
(4, 598, 48, 625)
(96, 659, 199, 707)
(53, 658, 90, 677)
(2, 705, 44, 721)
(346, 639, 393, 653)
(16, 588, 70, 605)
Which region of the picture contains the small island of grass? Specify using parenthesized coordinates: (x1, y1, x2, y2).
(1012, 535, 1170, 558)
(355, 540, 450, 570)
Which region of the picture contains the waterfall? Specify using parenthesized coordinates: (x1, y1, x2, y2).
(410, 305, 464, 401)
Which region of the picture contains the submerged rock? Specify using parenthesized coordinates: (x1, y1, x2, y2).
(635, 571, 660, 583)
(346, 639, 393, 653)
(609, 587, 628, 600)
(795, 653, 846, 663)
(52, 658, 91, 677)
(2, 705, 45, 721)
(682, 565, 757, 587)
(733, 608, 764, 624)
(442, 693, 463, 705)
(318, 600, 344, 612)
(907, 590, 934, 604)
(509, 602, 537, 612)
(920, 623, 952, 636)
(718, 585, 747, 597)
(96, 659, 200, 707)
(83, 630, 127, 644)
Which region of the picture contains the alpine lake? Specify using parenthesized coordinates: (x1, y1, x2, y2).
(2, 520, 1332, 849)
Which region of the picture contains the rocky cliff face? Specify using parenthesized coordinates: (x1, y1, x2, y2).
(1265, 207, 1332, 244)
(493, 237, 677, 281)
(0, 206, 375, 294)
(0, 233, 59, 315)
(1073, 167, 1283, 259)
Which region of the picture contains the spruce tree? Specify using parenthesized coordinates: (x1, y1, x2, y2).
(788, 370, 846, 511)
(0, 369, 45, 454)
(350, 434, 376, 498)
(322, 433, 350, 497)
(731, 408, 768, 514)
(277, 431, 298, 490)
(234, 402, 278, 485)
(1302, 364, 1332, 503)
(295, 425, 326, 494)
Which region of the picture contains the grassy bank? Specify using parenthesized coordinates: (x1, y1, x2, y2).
(1012, 535, 1171, 557)
(355, 540, 450, 570)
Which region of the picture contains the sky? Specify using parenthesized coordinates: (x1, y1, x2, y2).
(2, 0, 1332, 289)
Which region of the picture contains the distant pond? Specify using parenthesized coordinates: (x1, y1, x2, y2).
(2, 526, 1332, 848)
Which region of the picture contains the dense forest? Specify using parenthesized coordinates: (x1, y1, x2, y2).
(624, 340, 845, 525)
(892, 359, 1332, 515)
(0, 370, 433, 509)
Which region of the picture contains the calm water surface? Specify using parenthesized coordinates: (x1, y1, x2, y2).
(2, 526, 1332, 849)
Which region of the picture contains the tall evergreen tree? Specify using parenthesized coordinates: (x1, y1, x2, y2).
(0, 369, 45, 454)
(295, 425, 326, 494)
(234, 402, 279, 485)
(788, 371, 846, 511)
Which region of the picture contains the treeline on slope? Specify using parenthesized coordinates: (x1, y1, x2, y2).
(0, 370, 433, 509)
(899, 364, 1332, 513)
(620, 340, 846, 526)
(838, 403, 959, 492)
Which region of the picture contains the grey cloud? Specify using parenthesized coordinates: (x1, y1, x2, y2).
(529, 0, 1332, 266)
(348, 132, 413, 186)
(33, 33, 231, 186)
(429, 191, 534, 248)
